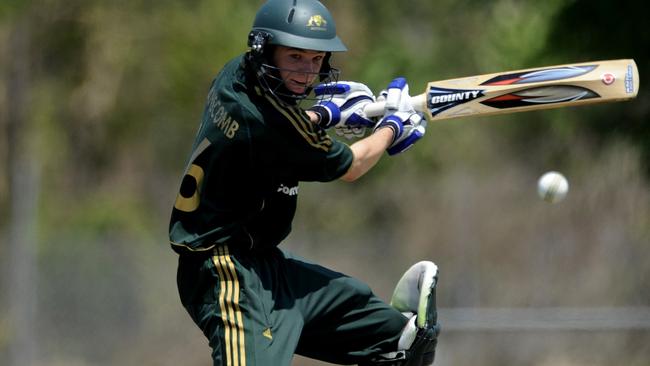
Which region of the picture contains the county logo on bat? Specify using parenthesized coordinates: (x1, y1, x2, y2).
(426, 86, 485, 117)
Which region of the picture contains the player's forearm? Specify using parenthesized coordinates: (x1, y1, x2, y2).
(340, 128, 393, 182)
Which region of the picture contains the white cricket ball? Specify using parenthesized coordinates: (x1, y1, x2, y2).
(537, 171, 569, 203)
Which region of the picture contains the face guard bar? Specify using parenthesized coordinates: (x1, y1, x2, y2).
(256, 62, 341, 102)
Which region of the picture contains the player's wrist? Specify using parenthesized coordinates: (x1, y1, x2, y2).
(307, 103, 338, 128)
(305, 109, 323, 125)
(374, 115, 402, 143)
(373, 125, 396, 148)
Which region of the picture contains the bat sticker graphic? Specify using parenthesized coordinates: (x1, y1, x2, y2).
(480, 66, 598, 86)
(481, 86, 599, 109)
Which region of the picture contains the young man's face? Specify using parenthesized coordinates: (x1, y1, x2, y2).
(272, 46, 326, 94)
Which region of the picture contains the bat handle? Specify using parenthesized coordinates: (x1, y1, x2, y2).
(363, 100, 387, 118)
(363, 94, 427, 118)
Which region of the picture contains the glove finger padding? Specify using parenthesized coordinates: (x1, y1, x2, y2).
(335, 125, 366, 140)
(310, 81, 376, 129)
(382, 77, 413, 113)
(373, 77, 426, 155)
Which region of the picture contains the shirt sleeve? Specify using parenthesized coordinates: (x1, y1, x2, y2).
(284, 105, 355, 182)
(273, 123, 353, 182)
(252, 97, 354, 182)
(299, 138, 353, 182)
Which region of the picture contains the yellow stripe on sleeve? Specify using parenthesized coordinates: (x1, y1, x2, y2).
(264, 94, 332, 152)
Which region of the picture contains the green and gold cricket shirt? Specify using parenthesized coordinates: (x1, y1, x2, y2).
(169, 55, 353, 254)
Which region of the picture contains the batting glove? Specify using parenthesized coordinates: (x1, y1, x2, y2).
(375, 77, 427, 155)
(308, 81, 376, 135)
(378, 77, 412, 114)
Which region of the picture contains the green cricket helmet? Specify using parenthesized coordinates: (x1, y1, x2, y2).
(250, 0, 347, 52)
(247, 0, 347, 100)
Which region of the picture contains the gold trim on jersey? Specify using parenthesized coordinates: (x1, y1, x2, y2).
(213, 245, 246, 366)
(263, 93, 332, 152)
(169, 241, 215, 252)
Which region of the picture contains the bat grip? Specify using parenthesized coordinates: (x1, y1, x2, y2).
(363, 94, 426, 118)
(363, 101, 388, 118)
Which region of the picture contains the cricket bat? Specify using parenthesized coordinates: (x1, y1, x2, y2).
(364, 59, 639, 121)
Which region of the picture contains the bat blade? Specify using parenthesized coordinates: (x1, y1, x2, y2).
(364, 59, 639, 121)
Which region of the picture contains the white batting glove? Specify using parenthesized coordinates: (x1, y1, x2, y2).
(378, 77, 414, 114)
(308, 81, 376, 132)
(375, 77, 427, 155)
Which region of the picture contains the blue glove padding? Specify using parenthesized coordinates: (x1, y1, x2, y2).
(375, 111, 426, 155)
(309, 81, 375, 130)
(374, 77, 426, 155)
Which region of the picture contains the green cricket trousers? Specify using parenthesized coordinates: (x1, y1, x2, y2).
(177, 244, 408, 366)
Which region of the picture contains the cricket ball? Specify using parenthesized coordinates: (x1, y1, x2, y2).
(537, 171, 569, 203)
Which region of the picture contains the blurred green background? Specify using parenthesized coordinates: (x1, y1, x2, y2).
(1, 1, 649, 365)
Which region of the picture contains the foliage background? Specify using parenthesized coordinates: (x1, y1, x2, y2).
(1, 0, 648, 365)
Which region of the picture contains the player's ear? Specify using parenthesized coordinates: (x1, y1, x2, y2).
(319, 52, 332, 82)
(260, 44, 278, 69)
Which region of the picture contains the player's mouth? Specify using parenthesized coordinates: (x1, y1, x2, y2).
(286, 79, 311, 93)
